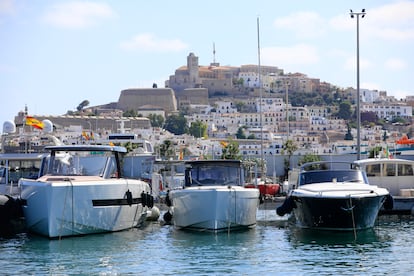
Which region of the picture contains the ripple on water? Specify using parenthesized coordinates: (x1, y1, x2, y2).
(0, 215, 413, 274)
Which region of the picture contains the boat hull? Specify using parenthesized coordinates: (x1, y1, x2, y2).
(169, 186, 259, 232)
(292, 195, 386, 231)
(20, 177, 151, 238)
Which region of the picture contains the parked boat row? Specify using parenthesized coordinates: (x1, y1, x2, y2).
(1, 119, 414, 237)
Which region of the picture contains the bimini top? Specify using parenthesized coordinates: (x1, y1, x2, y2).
(44, 145, 127, 153)
(354, 158, 414, 166)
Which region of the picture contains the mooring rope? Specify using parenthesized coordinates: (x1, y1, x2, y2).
(59, 178, 74, 240)
(349, 196, 357, 240)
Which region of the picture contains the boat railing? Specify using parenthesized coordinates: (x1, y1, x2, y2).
(301, 161, 361, 172)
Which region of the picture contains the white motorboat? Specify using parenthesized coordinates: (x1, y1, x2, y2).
(19, 145, 153, 238)
(277, 161, 392, 231)
(355, 157, 414, 213)
(165, 160, 260, 232)
(354, 158, 414, 196)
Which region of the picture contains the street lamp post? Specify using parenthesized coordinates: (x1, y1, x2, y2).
(350, 9, 365, 160)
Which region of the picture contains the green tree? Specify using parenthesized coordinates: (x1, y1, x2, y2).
(369, 146, 383, 158)
(281, 139, 298, 179)
(297, 153, 322, 167)
(158, 140, 176, 160)
(189, 120, 207, 138)
(344, 123, 353, 140)
(221, 140, 241, 160)
(123, 109, 138, 117)
(76, 100, 90, 112)
(236, 127, 247, 139)
(148, 114, 164, 128)
(164, 114, 188, 135)
(392, 117, 406, 124)
(337, 101, 352, 120)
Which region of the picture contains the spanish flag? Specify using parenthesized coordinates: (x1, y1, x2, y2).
(25, 116, 44, 130)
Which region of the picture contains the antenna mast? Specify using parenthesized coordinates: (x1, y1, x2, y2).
(257, 16, 264, 181)
(213, 42, 216, 64)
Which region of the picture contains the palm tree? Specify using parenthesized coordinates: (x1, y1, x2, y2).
(221, 140, 241, 160)
(281, 139, 298, 180)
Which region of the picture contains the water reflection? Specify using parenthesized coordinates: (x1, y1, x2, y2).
(1, 215, 413, 275)
(287, 227, 382, 245)
(7, 222, 166, 274)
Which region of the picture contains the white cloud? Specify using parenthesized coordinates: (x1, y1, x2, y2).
(328, 2, 414, 41)
(120, 33, 188, 52)
(273, 11, 326, 39)
(363, 2, 414, 41)
(369, 1, 414, 27)
(384, 58, 407, 71)
(261, 44, 319, 66)
(42, 1, 115, 29)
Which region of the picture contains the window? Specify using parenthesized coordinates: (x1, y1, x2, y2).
(366, 164, 381, 177)
(398, 164, 414, 176)
(385, 164, 396, 176)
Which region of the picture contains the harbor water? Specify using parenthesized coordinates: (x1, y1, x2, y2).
(1, 209, 413, 275)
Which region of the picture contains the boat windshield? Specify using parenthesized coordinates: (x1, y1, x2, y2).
(45, 150, 118, 178)
(186, 165, 241, 186)
(298, 170, 367, 186)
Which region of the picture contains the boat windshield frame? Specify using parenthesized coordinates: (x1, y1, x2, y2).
(184, 160, 244, 187)
(41, 146, 125, 178)
(298, 161, 368, 186)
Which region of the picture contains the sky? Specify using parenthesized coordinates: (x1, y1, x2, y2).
(1, 0, 413, 123)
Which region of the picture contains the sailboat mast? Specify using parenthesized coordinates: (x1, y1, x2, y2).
(257, 16, 264, 179)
